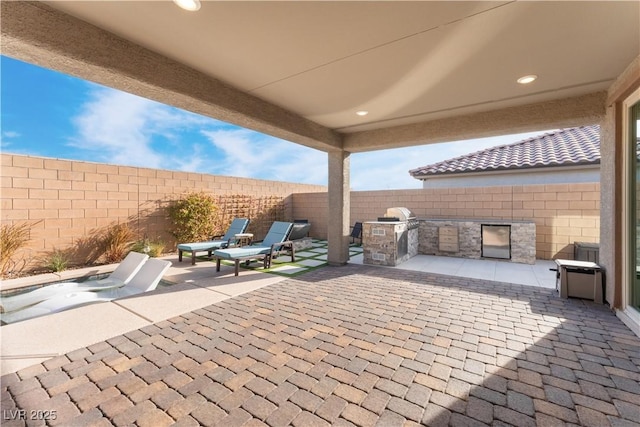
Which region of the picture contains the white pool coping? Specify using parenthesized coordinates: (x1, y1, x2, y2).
(1, 264, 116, 292)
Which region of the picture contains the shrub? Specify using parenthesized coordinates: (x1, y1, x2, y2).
(101, 223, 135, 263)
(0, 222, 32, 277)
(168, 192, 218, 243)
(44, 248, 70, 272)
(131, 238, 165, 258)
(147, 241, 165, 258)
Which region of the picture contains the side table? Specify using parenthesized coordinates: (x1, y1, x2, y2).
(234, 233, 253, 247)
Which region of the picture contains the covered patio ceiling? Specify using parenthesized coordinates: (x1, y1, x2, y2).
(2, 1, 638, 153)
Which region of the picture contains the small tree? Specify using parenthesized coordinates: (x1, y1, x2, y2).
(168, 192, 218, 243)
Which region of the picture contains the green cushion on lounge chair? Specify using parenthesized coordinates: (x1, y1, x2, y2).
(177, 241, 227, 252)
(261, 221, 294, 247)
(178, 218, 249, 251)
(213, 246, 271, 259)
(213, 221, 295, 276)
(177, 218, 250, 264)
(214, 221, 293, 259)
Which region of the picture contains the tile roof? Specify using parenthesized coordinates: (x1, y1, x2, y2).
(409, 125, 601, 179)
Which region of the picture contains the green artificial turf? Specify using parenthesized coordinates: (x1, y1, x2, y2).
(211, 239, 363, 277)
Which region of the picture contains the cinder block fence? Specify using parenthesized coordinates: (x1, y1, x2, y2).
(1, 154, 326, 271)
(293, 184, 600, 261)
(1, 154, 600, 273)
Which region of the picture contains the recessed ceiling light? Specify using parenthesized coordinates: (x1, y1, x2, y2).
(517, 75, 537, 85)
(173, 0, 201, 11)
(356, 110, 369, 116)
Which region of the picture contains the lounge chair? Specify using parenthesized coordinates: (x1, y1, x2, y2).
(213, 221, 294, 276)
(177, 218, 250, 265)
(0, 251, 149, 313)
(1, 258, 171, 324)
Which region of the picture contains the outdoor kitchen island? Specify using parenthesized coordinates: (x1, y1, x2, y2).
(362, 207, 420, 267)
(363, 215, 536, 266)
(418, 219, 536, 264)
(363, 219, 420, 266)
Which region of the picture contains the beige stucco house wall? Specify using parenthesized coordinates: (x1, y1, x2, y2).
(418, 166, 599, 188)
(600, 57, 640, 312)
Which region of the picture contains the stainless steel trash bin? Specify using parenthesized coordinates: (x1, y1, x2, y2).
(555, 259, 603, 304)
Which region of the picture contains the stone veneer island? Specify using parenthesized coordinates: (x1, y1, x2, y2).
(363, 218, 536, 266)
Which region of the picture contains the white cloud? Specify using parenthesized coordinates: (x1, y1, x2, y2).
(351, 149, 425, 191)
(68, 84, 327, 184)
(2, 131, 20, 139)
(67, 83, 553, 190)
(351, 130, 555, 190)
(173, 146, 206, 173)
(201, 128, 327, 185)
(69, 86, 214, 169)
(0, 131, 19, 150)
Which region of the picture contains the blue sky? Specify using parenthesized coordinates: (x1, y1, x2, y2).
(1, 55, 553, 190)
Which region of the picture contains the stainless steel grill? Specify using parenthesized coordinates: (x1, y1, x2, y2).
(384, 207, 419, 230)
(385, 207, 413, 221)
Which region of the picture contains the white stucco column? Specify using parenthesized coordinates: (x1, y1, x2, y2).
(327, 150, 350, 266)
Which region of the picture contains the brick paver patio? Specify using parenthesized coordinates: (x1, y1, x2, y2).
(2, 264, 639, 426)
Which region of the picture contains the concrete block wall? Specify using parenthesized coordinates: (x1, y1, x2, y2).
(2, 152, 600, 268)
(293, 183, 600, 260)
(289, 192, 329, 239)
(1, 154, 326, 270)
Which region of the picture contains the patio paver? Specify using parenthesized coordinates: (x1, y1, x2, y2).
(2, 264, 639, 426)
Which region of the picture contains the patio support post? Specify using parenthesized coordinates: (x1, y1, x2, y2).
(327, 150, 350, 266)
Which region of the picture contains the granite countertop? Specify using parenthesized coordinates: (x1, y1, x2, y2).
(416, 218, 534, 224)
(364, 218, 535, 224)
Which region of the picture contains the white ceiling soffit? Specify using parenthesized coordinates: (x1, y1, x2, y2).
(43, 1, 639, 133)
